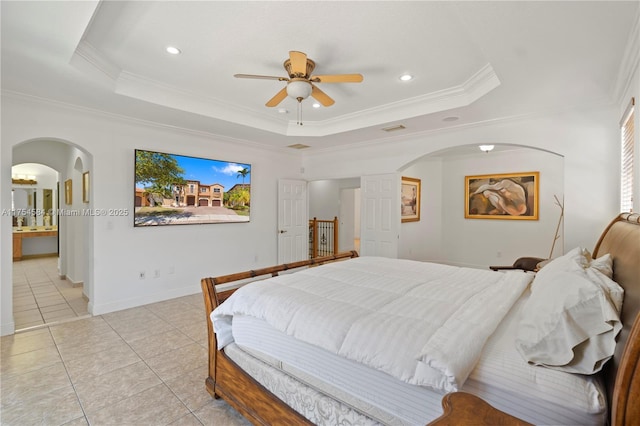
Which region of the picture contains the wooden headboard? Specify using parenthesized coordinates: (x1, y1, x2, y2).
(592, 213, 640, 424)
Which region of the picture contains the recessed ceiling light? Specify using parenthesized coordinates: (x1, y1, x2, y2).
(312, 103, 321, 108)
(479, 144, 495, 153)
(443, 116, 459, 122)
(166, 46, 181, 55)
(278, 108, 289, 114)
(399, 74, 413, 81)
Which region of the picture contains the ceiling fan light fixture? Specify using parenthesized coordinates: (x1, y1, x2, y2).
(286, 80, 312, 100)
(479, 144, 495, 153)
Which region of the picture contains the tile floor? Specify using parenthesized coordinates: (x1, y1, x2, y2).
(12, 257, 88, 330)
(2, 260, 251, 425)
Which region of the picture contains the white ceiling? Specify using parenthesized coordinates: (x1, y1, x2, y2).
(2, 1, 638, 153)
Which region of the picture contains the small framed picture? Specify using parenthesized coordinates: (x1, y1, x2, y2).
(64, 179, 72, 205)
(401, 176, 421, 223)
(82, 171, 90, 203)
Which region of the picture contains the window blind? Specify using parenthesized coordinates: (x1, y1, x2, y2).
(621, 98, 635, 213)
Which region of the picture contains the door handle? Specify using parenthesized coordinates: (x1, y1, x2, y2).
(279, 230, 287, 234)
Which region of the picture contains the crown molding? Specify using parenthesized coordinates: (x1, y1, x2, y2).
(307, 95, 615, 156)
(70, 40, 121, 89)
(286, 63, 500, 137)
(115, 71, 288, 135)
(1, 90, 297, 155)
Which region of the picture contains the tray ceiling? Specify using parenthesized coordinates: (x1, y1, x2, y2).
(2, 1, 638, 151)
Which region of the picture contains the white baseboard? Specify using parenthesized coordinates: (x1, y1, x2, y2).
(68, 278, 83, 288)
(90, 284, 201, 316)
(1, 321, 16, 336)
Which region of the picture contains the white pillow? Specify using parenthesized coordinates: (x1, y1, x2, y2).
(515, 247, 623, 374)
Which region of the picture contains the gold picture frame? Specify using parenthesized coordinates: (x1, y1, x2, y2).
(401, 176, 421, 223)
(82, 171, 90, 203)
(64, 179, 72, 205)
(465, 171, 539, 220)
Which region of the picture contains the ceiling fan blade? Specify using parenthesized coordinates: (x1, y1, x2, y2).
(311, 84, 335, 107)
(265, 87, 288, 107)
(289, 51, 308, 76)
(311, 74, 364, 83)
(234, 74, 289, 81)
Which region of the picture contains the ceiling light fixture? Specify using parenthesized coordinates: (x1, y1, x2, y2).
(286, 80, 312, 100)
(166, 46, 181, 55)
(312, 103, 321, 108)
(286, 79, 313, 126)
(399, 74, 413, 81)
(479, 144, 495, 153)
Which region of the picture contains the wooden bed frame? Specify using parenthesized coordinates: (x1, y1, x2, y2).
(201, 213, 640, 426)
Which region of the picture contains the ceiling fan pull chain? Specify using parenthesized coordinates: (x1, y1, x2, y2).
(297, 98, 303, 126)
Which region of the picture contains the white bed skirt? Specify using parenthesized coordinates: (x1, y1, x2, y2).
(225, 343, 383, 426)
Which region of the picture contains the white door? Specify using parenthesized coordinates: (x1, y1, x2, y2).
(278, 179, 308, 263)
(360, 174, 399, 258)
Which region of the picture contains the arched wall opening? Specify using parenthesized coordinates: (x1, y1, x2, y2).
(308, 143, 565, 268)
(396, 143, 565, 268)
(3, 138, 94, 333)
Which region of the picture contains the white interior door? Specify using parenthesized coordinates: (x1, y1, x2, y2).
(360, 174, 399, 258)
(278, 179, 308, 263)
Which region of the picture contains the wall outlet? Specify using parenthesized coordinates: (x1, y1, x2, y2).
(153, 269, 160, 278)
(139, 271, 146, 279)
(496, 251, 502, 258)
(168, 266, 175, 274)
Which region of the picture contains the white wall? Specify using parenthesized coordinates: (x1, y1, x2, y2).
(309, 177, 360, 220)
(439, 148, 564, 268)
(1, 95, 304, 334)
(304, 106, 621, 256)
(398, 158, 444, 262)
(2, 80, 637, 336)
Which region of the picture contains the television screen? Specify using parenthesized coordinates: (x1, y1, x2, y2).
(134, 149, 251, 226)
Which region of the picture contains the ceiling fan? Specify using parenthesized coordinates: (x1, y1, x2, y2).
(234, 51, 363, 124)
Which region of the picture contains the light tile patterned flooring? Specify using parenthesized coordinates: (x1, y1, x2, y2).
(12, 257, 88, 330)
(2, 260, 251, 425)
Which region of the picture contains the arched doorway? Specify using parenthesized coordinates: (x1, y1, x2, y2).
(8, 139, 93, 331)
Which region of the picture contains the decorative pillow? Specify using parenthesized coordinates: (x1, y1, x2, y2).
(515, 247, 623, 374)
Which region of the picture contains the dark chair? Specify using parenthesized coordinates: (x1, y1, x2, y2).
(489, 257, 546, 272)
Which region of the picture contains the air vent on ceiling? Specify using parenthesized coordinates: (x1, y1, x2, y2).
(382, 124, 406, 132)
(287, 144, 311, 150)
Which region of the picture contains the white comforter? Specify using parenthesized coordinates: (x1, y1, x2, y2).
(211, 256, 533, 393)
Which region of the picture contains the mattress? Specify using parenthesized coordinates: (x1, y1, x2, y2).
(229, 289, 607, 426)
(213, 256, 534, 393)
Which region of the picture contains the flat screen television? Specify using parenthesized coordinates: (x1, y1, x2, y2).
(134, 149, 251, 226)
